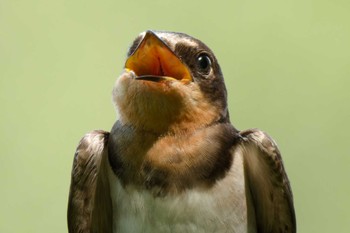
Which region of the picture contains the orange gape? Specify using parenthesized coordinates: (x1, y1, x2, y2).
(125, 32, 192, 82)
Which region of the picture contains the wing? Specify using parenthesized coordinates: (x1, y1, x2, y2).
(239, 129, 296, 233)
(67, 130, 113, 233)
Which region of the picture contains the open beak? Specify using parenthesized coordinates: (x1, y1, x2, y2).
(125, 31, 192, 83)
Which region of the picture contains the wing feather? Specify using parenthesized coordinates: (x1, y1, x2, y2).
(239, 129, 296, 233)
(67, 130, 113, 233)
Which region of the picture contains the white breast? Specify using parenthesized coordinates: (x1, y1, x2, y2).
(108, 150, 255, 233)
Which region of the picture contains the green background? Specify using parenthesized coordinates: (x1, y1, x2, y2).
(1, 0, 349, 232)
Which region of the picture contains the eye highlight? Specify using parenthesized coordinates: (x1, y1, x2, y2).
(196, 54, 212, 74)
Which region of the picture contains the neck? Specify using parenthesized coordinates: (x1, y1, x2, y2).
(115, 96, 229, 135)
(112, 75, 228, 134)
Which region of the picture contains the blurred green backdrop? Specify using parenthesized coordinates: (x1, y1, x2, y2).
(1, 0, 349, 232)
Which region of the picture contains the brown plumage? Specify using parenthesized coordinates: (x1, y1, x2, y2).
(67, 131, 113, 233)
(68, 30, 296, 233)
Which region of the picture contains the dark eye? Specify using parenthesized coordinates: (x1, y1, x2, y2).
(197, 54, 212, 74)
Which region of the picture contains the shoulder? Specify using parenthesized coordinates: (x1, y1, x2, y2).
(240, 128, 280, 156)
(75, 130, 109, 155)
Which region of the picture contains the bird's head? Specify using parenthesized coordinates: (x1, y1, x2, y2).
(113, 30, 229, 133)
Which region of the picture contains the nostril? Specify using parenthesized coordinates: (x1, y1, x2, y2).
(158, 58, 165, 76)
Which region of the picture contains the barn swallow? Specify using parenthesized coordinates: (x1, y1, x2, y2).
(68, 30, 296, 233)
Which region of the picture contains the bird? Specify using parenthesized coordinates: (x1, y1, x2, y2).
(67, 30, 296, 233)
